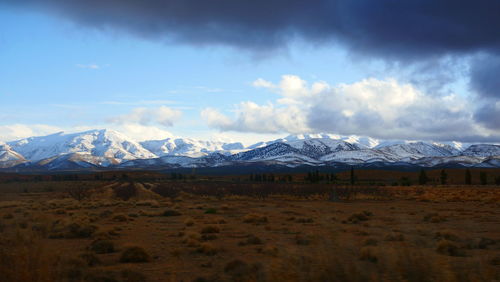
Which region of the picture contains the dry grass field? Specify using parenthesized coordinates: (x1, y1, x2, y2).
(0, 179, 499, 282)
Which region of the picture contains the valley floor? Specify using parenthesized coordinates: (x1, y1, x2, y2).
(0, 182, 499, 281)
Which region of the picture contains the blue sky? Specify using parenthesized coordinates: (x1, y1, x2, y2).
(0, 2, 498, 144)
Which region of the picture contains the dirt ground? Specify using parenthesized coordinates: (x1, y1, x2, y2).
(0, 181, 499, 282)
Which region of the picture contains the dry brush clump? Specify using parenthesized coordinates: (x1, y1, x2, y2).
(435, 240, 465, 257)
(362, 238, 378, 246)
(384, 233, 405, 242)
(112, 213, 129, 222)
(0, 201, 25, 209)
(0, 229, 59, 281)
(204, 207, 217, 214)
(239, 234, 263, 246)
(224, 259, 265, 281)
(344, 210, 373, 224)
(89, 239, 115, 254)
(196, 242, 218, 256)
(295, 234, 312, 246)
(471, 237, 497, 249)
(243, 213, 268, 224)
(490, 255, 500, 266)
(434, 230, 460, 242)
(66, 185, 94, 201)
(184, 218, 195, 226)
(162, 209, 182, 216)
(59, 258, 148, 282)
(200, 225, 220, 234)
(359, 247, 378, 263)
(48, 218, 98, 239)
(120, 246, 151, 263)
(295, 217, 314, 223)
(201, 233, 218, 241)
(268, 240, 497, 282)
(135, 199, 161, 208)
(423, 212, 447, 223)
(78, 252, 101, 267)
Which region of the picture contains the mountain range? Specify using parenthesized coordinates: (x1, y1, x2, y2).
(1, 129, 499, 171)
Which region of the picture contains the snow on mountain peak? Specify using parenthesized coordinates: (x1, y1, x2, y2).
(462, 144, 500, 157)
(140, 137, 245, 158)
(1, 128, 499, 170)
(280, 133, 379, 148)
(0, 143, 27, 167)
(377, 141, 460, 159)
(7, 129, 156, 162)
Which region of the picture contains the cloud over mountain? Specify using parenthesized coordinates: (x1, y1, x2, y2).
(203, 75, 499, 142)
(0, 124, 63, 142)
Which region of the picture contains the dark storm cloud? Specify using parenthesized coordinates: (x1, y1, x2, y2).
(469, 54, 500, 131)
(469, 54, 500, 99)
(474, 103, 500, 130)
(2, 0, 499, 135)
(1, 0, 333, 51)
(2, 0, 500, 58)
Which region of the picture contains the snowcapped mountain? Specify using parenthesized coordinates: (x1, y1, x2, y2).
(376, 142, 460, 160)
(462, 144, 500, 157)
(31, 153, 119, 170)
(233, 138, 361, 164)
(1, 129, 499, 171)
(0, 143, 28, 168)
(248, 134, 377, 149)
(320, 149, 398, 164)
(232, 142, 309, 162)
(120, 153, 233, 169)
(7, 129, 156, 162)
(140, 138, 244, 158)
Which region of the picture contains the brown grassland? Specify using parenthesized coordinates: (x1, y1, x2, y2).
(0, 169, 499, 282)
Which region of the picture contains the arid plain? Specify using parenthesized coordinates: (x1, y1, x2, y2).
(0, 171, 499, 282)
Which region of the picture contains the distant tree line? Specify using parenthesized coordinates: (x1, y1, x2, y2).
(248, 173, 296, 183)
(304, 170, 338, 183)
(169, 172, 197, 181)
(416, 168, 500, 185)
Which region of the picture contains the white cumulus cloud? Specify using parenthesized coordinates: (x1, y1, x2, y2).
(0, 124, 64, 142)
(202, 102, 310, 134)
(76, 63, 101, 69)
(202, 75, 498, 141)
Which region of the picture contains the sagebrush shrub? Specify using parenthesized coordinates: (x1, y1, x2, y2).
(89, 239, 115, 254)
(201, 225, 220, 234)
(119, 246, 151, 263)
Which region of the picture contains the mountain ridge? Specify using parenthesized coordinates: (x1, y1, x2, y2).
(1, 129, 499, 171)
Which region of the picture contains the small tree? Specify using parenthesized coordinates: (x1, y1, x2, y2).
(269, 174, 275, 182)
(480, 171, 488, 185)
(418, 169, 428, 185)
(66, 185, 93, 201)
(350, 167, 355, 185)
(440, 169, 447, 185)
(330, 173, 337, 183)
(400, 176, 412, 186)
(306, 172, 312, 182)
(465, 169, 472, 185)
